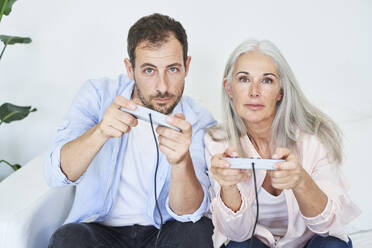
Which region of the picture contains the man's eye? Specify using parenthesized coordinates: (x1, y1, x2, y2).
(239, 76, 249, 83)
(169, 67, 178, 73)
(262, 78, 273, 84)
(144, 68, 154, 74)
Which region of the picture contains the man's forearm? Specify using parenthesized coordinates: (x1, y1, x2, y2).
(60, 124, 108, 182)
(168, 153, 204, 215)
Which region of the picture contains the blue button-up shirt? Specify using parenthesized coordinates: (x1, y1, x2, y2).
(44, 74, 216, 226)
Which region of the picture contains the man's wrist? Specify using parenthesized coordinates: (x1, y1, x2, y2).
(92, 123, 110, 144)
(171, 152, 191, 169)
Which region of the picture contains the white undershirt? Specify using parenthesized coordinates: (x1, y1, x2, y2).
(252, 187, 289, 237)
(102, 119, 158, 226)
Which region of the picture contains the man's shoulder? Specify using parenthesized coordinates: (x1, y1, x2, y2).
(86, 74, 133, 96)
(180, 96, 216, 128)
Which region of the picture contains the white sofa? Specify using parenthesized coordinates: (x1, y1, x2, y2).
(0, 155, 74, 248)
(0, 154, 371, 248)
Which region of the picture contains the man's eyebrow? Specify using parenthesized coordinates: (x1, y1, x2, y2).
(263, 72, 278, 78)
(140, 63, 156, 68)
(167, 63, 183, 68)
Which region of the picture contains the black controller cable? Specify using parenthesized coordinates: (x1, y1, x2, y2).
(149, 113, 163, 248)
(249, 162, 259, 248)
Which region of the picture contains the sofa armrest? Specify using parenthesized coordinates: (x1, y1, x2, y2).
(0, 154, 75, 248)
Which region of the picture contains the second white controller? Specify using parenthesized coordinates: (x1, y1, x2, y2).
(221, 158, 284, 170)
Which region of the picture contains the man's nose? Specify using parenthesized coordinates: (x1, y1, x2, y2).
(155, 73, 169, 94)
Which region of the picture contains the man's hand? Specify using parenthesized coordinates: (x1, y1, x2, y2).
(156, 113, 192, 166)
(97, 96, 139, 139)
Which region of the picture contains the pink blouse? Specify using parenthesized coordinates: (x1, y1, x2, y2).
(204, 131, 361, 248)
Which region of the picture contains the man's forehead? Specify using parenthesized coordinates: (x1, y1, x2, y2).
(134, 38, 184, 66)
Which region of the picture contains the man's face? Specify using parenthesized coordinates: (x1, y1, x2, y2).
(125, 35, 191, 115)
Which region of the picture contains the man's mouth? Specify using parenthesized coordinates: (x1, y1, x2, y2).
(153, 97, 171, 103)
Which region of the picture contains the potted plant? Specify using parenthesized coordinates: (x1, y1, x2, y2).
(0, 0, 36, 180)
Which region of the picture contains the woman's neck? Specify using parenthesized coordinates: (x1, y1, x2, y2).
(245, 118, 273, 157)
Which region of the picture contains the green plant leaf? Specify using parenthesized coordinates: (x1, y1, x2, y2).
(0, 0, 17, 16)
(0, 35, 32, 45)
(0, 102, 37, 125)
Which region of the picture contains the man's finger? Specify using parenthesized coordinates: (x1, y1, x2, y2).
(114, 96, 136, 110)
(166, 115, 191, 133)
(113, 108, 138, 127)
(158, 135, 180, 152)
(156, 126, 182, 141)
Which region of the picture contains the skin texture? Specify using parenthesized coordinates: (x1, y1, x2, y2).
(211, 50, 328, 217)
(60, 35, 203, 215)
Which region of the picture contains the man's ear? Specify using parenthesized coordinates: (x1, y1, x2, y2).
(124, 58, 134, 80)
(224, 79, 233, 98)
(184, 56, 191, 76)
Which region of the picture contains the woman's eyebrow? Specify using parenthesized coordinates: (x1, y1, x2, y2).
(263, 72, 278, 78)
(235, 71, 249, 76)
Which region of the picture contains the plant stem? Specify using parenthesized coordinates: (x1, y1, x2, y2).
(0, 43, 8, 61)
(0, 159, 18, 171)
(0, 0, 9, 23)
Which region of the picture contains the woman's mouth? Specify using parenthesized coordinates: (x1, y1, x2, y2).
(245, 104, 264, 110)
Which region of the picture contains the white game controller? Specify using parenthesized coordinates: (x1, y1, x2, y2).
(120, 105, 181, 132)
(221, 157, 284, 170)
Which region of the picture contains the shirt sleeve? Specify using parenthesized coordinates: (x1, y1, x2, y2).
(165, 111, 216, 222)
(204, 134, 258, 242)
(44, 80, 102, 187)
(300, 141, 361, 239)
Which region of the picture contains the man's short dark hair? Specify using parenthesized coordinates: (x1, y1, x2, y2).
(127, 13, 188, 67)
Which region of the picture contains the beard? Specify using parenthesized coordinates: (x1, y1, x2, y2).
(135, 84, 184, 115)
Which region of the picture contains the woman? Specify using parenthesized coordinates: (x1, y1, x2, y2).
(205, 40, 360, 248)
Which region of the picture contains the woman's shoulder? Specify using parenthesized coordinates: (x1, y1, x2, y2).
(297, 132, 327, 154)
(297, 131, 339, 168)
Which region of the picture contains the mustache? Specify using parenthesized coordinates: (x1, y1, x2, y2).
(149, 92, 175, 100)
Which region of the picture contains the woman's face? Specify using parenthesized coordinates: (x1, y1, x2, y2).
(225, 50, 282, 128)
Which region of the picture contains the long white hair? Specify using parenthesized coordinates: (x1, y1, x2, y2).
(217, 39, 343, 163)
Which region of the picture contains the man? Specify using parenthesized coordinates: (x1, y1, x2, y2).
(45, 13, 216, 248)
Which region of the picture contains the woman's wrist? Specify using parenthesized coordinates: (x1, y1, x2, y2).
(220, 184, 242, 212)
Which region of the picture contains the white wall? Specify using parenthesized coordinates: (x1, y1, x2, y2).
(0, 0, 371, 231)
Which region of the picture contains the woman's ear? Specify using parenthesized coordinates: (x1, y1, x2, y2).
(277, 88, 283, 102)
(224, 79, 233, 98)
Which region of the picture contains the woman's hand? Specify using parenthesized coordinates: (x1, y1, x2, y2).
(270, 147, 328, 217)
(210, 147, 251, 188)
(270, 147, 306, 190)
(210, 147, 251, 212)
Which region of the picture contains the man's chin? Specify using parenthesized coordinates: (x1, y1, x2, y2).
(152, 104, 173, 115)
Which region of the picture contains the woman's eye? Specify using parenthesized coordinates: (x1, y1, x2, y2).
(144, 68, 154, 74)
(239, 76, 249, 83)
(169, 67, 178, 73)
(262, 78, 273, 84)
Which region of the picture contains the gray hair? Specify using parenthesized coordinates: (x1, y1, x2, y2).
(218, 39, 343, 163)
